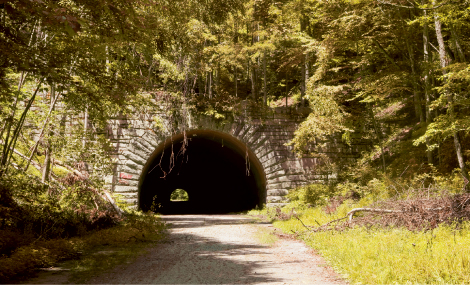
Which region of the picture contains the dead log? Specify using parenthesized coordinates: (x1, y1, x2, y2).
(346, 208, 403, 221)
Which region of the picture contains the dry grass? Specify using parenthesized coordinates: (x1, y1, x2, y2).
(306, 192, 470, 232)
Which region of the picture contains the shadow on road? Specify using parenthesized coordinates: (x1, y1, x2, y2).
(161, 214, 257, 229)
(91, 214, 284, 284)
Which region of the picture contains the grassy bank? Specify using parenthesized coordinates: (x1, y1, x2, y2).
(249, 182, 470, 284)
(0, 212, 166, 283)
(274, 217, 470, 284)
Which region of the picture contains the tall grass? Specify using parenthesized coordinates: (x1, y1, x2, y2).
(274, 212, 470, 284)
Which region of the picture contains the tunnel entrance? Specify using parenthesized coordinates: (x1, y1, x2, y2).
(138, 130, 266, 214)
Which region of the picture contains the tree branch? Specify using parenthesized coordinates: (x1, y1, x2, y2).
(24, 92, 62, 172)
(346, 207, 403, 221)
(370, 38, 401, 69)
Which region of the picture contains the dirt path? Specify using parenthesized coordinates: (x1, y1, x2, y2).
(89, 215, 345, 284)
(25, 215, 347, 284)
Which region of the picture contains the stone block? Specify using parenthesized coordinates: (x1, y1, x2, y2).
(118, 166, 141, 175)
(116, 192, 138, 199)
(136, 137, 155, 152)
(123, 152, 147, 166)
(116, 171, 139, 181)
(132, 139, 153, 153)
(142, 132, 160, 148)
(268, 175, 305, 184)
(237, 125, 252, 141)
(114, 185, 137, 193)
(125, 160, 142, 170)
(266, 196, 288, 203)
(266, 202, 288, 208)
(267, 189, 289, 196)
(251, 136, 270, 150)
(129, 147, 151, 159)
(267, 181, 307, 190)
(122, 198, 138, 205)
(254, 146, 271, 157)
(116, 179, 138, 187)
(264, 165, 285, 176)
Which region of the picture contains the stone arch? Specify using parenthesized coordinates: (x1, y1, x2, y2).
(107, 105, 323, 210)
(138, 129, 267, 213)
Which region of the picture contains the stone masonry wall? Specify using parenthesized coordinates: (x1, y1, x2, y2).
(105, 101, 366, 209)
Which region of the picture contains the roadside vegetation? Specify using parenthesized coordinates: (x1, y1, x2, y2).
(249, 172, 470, 284)
(2, 0, 470, 284)
(0, 171, 166, 283)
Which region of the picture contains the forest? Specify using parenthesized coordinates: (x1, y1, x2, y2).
(1, 0, 470, 283)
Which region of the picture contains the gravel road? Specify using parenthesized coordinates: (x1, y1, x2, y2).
(87, 214, 346, 284)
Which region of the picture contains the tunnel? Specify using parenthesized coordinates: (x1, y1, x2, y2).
(138, 130, 267, 214)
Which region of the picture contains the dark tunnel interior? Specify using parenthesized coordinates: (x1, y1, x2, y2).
(138, 130, 266, 214)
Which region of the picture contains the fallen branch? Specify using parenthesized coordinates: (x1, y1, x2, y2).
(10, 161, 65, 191)
(346, 208, 403, 221)
(295, 215, 314, 231)
(8, 146, 123, 217)
(295, 215, 348, 232)
(11, 148, 42, 172)
(295, 208, 407, 232)
(53, 160, 123, 217)
(53, 159, 89, 180)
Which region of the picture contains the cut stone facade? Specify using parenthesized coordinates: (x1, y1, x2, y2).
(105, 101, 362, 209)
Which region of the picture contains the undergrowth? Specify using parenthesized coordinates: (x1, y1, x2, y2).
(274, 220, 470, 284)
(249, 172, 470, 284)
(0, 210, 166, 283)
(0, 170, 166, 283)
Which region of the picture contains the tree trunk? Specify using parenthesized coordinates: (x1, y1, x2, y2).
(450, 26, 466, 63)
(301, 57, 305, 104)
(1, 72, 27, 167)
(83, 106, 88, 148)
(24, 85, 60, 172)
(234, 22, 239, 98)
(305, 52, 309, 107)
(423, 11, 433, 165)
(300, 15, 307, 105)
(369, 105, 386, 173)
(42, 144, 51, 183)
(263, 49, 267, 105)
(401, 11, 424, 124)
(251, 20, 259, 100)
(434, 11, 470, 188)
(208, 71, 213, 99)
(247, 59, 250, 94)
(251, 65, 257, 100)
(198, 69, 204, 96)
(235, 65, 238, 97)
(216, 35, 221, 94)
(285, 72, 288, 108)
(41, 84, 56, 183)
(408, 42, 424, 124)
(0, 78, 44, 177)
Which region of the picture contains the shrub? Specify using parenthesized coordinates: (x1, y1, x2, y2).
(287, 183, 334, 206)
(0, 171, 120, 258)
